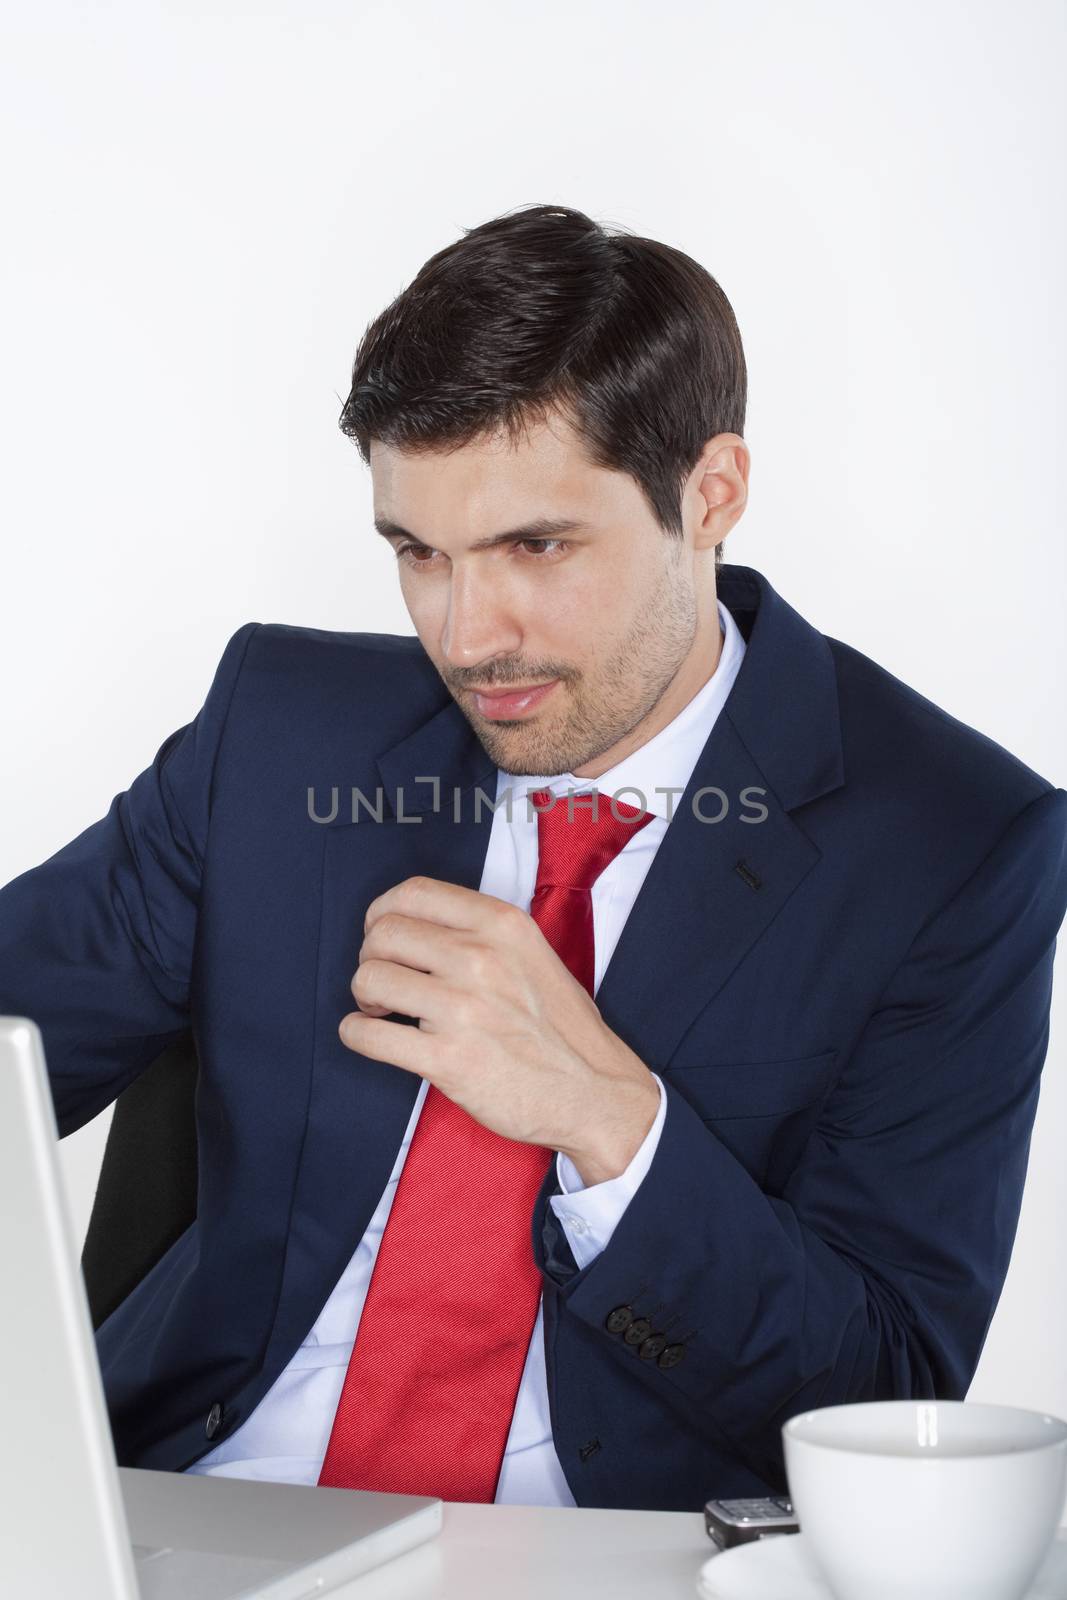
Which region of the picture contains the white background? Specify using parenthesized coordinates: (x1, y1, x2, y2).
(2, 0, 1065, 1433)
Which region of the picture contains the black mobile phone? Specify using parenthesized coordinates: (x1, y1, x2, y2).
(704, 1495, 800, 1550)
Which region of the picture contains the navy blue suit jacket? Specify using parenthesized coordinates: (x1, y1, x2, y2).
(3, 562, 1066, 1512)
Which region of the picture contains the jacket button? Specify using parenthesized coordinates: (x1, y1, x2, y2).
(623, 1317, 652, 1346)
(205, 1402, 225, 1440)
(605, 1306, 634, 1335)
(658, 1343, 686, 1370)
(639, 1332, 668, 1361)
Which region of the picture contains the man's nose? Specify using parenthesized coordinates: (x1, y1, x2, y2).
(440, 569, 523, 673)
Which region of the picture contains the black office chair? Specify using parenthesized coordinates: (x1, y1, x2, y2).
(80, 1032, 200, 1330)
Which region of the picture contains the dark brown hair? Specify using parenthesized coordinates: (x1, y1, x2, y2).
(339, 203, 747, 567)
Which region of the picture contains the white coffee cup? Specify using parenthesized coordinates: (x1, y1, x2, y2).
(782, 1399, 1067, 1600)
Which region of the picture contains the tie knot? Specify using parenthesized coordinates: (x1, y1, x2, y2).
(530, 787, 655, 893)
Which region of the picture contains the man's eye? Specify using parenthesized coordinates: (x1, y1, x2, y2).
(394, 538, 569, 567)
(512, 537, 569, 560)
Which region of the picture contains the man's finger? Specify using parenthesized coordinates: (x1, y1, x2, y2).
(359, 911, 469, 986)
(364, 875, 512, 935)
(352, 958, 443, 1024)
(338, 1011, 432, 1078)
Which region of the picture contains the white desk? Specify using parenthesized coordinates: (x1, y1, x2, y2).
(332, 1503, 713, 1599)
(331, 1507, 1067, 1600)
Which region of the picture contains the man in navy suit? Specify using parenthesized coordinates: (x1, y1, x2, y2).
(2, 203, 1066, 1512)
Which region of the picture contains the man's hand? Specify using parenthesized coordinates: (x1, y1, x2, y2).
(338, 875, 660, 1184)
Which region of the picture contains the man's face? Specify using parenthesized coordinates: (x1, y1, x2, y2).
(370, 408, 742, 780)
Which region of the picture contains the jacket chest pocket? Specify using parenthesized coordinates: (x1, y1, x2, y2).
(663, 1049, 839, 1191)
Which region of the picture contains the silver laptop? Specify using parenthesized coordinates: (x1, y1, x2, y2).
(0, 1016, 442, 1600)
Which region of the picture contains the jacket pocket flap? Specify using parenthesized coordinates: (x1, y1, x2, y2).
(665, 1049, 839, 1119)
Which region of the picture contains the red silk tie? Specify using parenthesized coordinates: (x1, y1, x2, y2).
(316, 786, 655, 1501)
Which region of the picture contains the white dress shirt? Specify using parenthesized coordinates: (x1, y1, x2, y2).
(187, 597, 746, 1502)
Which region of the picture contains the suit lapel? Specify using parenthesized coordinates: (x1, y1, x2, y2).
(594, 562, 847, 1064)
(264, 702, 500, 1364)
(591, 708, 823, 1069)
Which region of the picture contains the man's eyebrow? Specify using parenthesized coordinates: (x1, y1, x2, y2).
(372, 514, 592, 552)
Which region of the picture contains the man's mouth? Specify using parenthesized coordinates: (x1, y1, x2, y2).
(469, 680, 560, 719)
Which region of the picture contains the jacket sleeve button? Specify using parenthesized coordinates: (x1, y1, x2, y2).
(657, 1343, 686, 1370)
(205, 1401, 225, 1439)
(605, 1305, 634, 1334)
(623, 1317, 652, 1346)
(638, 1332, 668, 1361)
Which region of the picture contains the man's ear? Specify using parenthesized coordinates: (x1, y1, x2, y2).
(687, 433, 749, 551)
